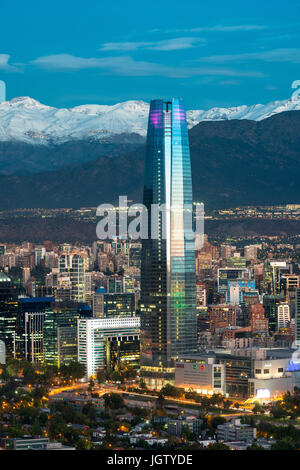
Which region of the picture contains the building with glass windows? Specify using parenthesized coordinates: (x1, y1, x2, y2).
(78, 316, 140, 379)
(0, 80, 5, 103)
(17, 297, 55, 363)
(217, 267, 252, 298)
(93, 287, 137, 318)
(0, 272, 19, 359)
(175, 349, 299, 399)
(43, 300, 82, 367)
(140, 98, 197, 388)
(59, 254, 85, 301)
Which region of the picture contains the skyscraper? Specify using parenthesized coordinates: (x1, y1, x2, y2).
(0, 80, 6, 104)
(0, 272, 19, 359)
(140, 98, 197, 388)
(59, 254, 85, 301)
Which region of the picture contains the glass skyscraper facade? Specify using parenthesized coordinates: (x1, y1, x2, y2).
(140, 98, 197, 388)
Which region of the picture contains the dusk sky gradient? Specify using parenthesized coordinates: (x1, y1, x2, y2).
(1, 0, 300, 109)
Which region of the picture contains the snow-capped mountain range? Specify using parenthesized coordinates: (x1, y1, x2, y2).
(0, 96, 299, 145)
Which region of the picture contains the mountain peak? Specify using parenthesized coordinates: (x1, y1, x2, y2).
(5, 96, 51, 109)
(0, 95, 299, 145)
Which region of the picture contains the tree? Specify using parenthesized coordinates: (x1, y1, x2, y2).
(139, 379, 147, 390)
(207, 442, 230, 450)
(0, 365, 10, 382)
(223, 400, 233, 410)
(247, 442, 265, 450)
(31, 386, 48, 407)
(271, 440, 298, 450)
(60, 361, 86, 381)
(31, 419, 42, 437)
(23, 363, 37, 385)
(96, 368, 106, 384)
(252, 401, 264, 414)
(88, 379, 95, 392)
(76, 438, 92, 450)
(82, 403, 97, 421)
(161, 383, 182, 398)
(42, 365, 58, 385)
(104, 419, 120, 435)
(210, 416, 226, 430)
(156, 392, 165, 410)
(181, 424, 192, 440)
(48, 414, 68, 440)
(104, 393, 124, 410)
(271, 403, 288, 419)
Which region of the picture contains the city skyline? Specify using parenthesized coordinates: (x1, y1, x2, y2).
(0, 0, 300, 454)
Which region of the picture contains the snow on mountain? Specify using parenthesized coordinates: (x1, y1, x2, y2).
(0, 96, 299, 145)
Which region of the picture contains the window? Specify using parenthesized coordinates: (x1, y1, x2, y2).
(263, 369, 269, 374)
(278, 368, 283, 373)
(255, 369, 261, 374)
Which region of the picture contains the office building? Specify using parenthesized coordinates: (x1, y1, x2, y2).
(0, 340, 5, 364)
(218, 268, 251, 298)
(17, 297, 54, 362)
(295, 288, 300, 346)
(264, 261, 291, 296)
(0, 272, 19, 358)
(140, 98, 197, 389)
(263, 294, 285, 333)
(93, 287, 137, 318)
(34, 247, 46, 266)
(59, 254, 85, 301)
(43, 301, 83, 367)
(78, 316, 140, 378)
(277, 303, 290, 330)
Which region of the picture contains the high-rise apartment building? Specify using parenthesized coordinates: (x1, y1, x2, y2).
(140, 98, 197, 388)
(17, 297, 55, 362)
(0, 272, 19, 358)
(295, 288, 300, 346)
(277, 303, 290, 330)
(59, 254, 85, 301)
(93, 287, 137, 318)
(250, 304, 269, 333)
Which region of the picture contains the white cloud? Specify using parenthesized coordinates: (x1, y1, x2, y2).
(218, 79, 241, 86)
(31, 53, 265, 78)
(156, 25, 267, 34)
(99, 37, 205, 51)
(0, 54, 20, 72)
(200, 48, 300, 64)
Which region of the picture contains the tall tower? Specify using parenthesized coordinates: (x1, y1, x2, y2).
(140, 98, 197, 389)
(0, 80, 6, 103)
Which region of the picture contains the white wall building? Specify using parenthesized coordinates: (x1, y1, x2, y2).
(277, 303, 290, 329)
(0, 340, 5, 364)
(78, 316, 140, 379)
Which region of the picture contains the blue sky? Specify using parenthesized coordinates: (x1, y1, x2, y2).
(1, 0, 300, 109)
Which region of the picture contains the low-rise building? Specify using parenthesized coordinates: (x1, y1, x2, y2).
(217, 419, 256, 443)
(176, 348, 300, 399)
(167, 416, 203, 436)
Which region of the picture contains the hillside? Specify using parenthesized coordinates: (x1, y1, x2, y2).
(0, 110, 300, 209)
